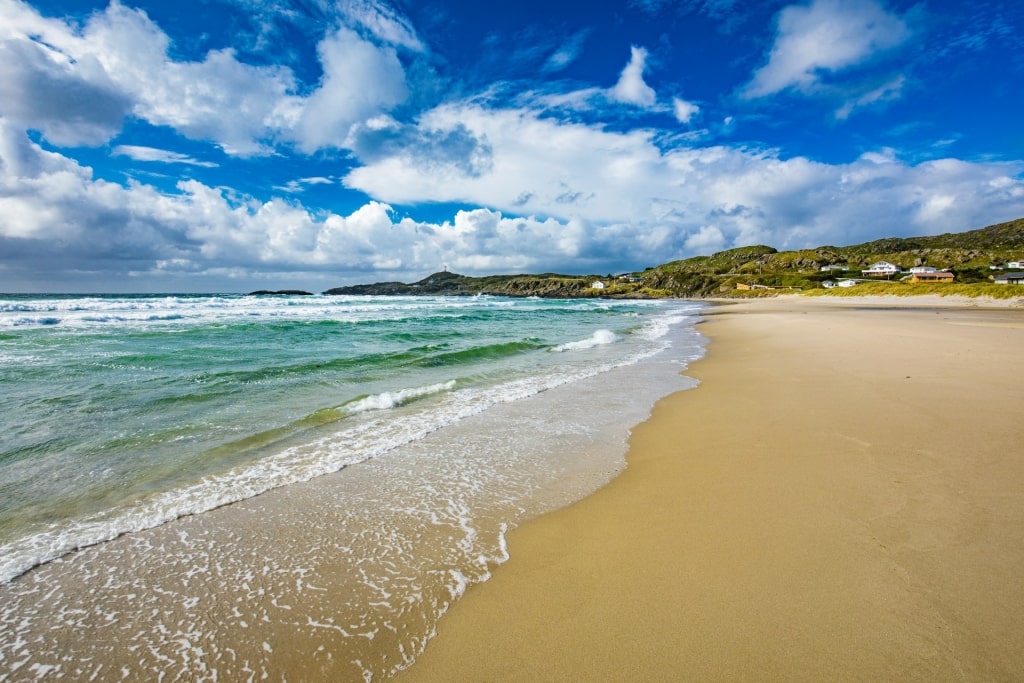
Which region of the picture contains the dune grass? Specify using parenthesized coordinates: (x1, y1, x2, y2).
(802, 281, 1024, 299)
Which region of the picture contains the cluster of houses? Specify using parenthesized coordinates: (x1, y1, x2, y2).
(591, 274, 644, 289)
(820, 261, 946, 288)
(818, 260, 1024, 288)
(990, 261, 1024, 285)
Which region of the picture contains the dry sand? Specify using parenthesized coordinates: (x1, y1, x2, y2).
(397, 296, 1024, 682)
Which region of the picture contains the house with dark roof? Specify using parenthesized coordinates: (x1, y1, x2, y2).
(994, 272, 1024, 285)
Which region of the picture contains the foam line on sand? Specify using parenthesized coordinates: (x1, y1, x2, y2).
(397, 297, 1024, 682)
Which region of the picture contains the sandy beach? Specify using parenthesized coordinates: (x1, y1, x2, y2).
(398, 295, 1024, 682)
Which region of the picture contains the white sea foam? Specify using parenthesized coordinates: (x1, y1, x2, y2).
(0, 299, 709, 682)
(0, 294, 539, 331)
(342, 381, 456, 414)
(552, 328, 619, 352)
(0, 299, 705, 587)
(0, 309, 700, 581)
(637, 312, 694, 341)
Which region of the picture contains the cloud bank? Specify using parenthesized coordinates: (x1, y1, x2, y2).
(4, 114, 1023, 291)
(0, 0, 413, 156)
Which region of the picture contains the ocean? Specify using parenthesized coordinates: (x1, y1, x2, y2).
(0, 293, 705, 681)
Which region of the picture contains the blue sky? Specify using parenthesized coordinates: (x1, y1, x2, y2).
(2, 0, 1023, 292)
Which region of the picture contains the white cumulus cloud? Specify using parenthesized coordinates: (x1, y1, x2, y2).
(673, 97, 701, 124)
(609, 46, 658, 108)
(293, 27, 408, 153)
(343, 100, 1024, 255)
(84, 3, 305, 156)
(0, 0, 132, 145)
(742, 0, 911, 99)
(0, 0, 411, 156)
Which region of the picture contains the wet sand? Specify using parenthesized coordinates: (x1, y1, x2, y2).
(398, 296, 1024, 682)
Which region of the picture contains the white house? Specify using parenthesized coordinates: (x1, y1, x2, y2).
(1008, 261, 1024, 269)
(591, 281, 606, 290)
(837, 279, 859, 288)
(820, 264, 848, 272)
(862, 261, 901, 277)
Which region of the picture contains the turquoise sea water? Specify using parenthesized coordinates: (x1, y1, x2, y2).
(0, 293, 705, 680)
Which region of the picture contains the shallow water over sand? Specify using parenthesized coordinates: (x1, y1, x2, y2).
(0, 295, 704, 680)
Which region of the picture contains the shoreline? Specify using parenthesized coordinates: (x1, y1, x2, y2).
(0, 297, 704, 681)
(397, 296, 1024, 681)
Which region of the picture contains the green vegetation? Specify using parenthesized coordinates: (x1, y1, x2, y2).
(639, 216, 1024, 297)
(324, 271, 652, 298)
(802, 281, 1024, 299)
(324, 217, 1024, 299)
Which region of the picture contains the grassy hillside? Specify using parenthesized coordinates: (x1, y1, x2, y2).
(324, 270, 659, 298)
(640, 217, 1024, 298)
(323, 217, 1024, 299)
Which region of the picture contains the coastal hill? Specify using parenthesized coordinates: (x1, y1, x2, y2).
(323, 271, 639, 298)
(323, 217, 1024, 298)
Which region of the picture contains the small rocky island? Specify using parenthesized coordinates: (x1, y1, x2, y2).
(247, 289, 314, 296)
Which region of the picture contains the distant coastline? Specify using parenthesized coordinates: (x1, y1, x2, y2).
(313, 216, 1024, 300)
